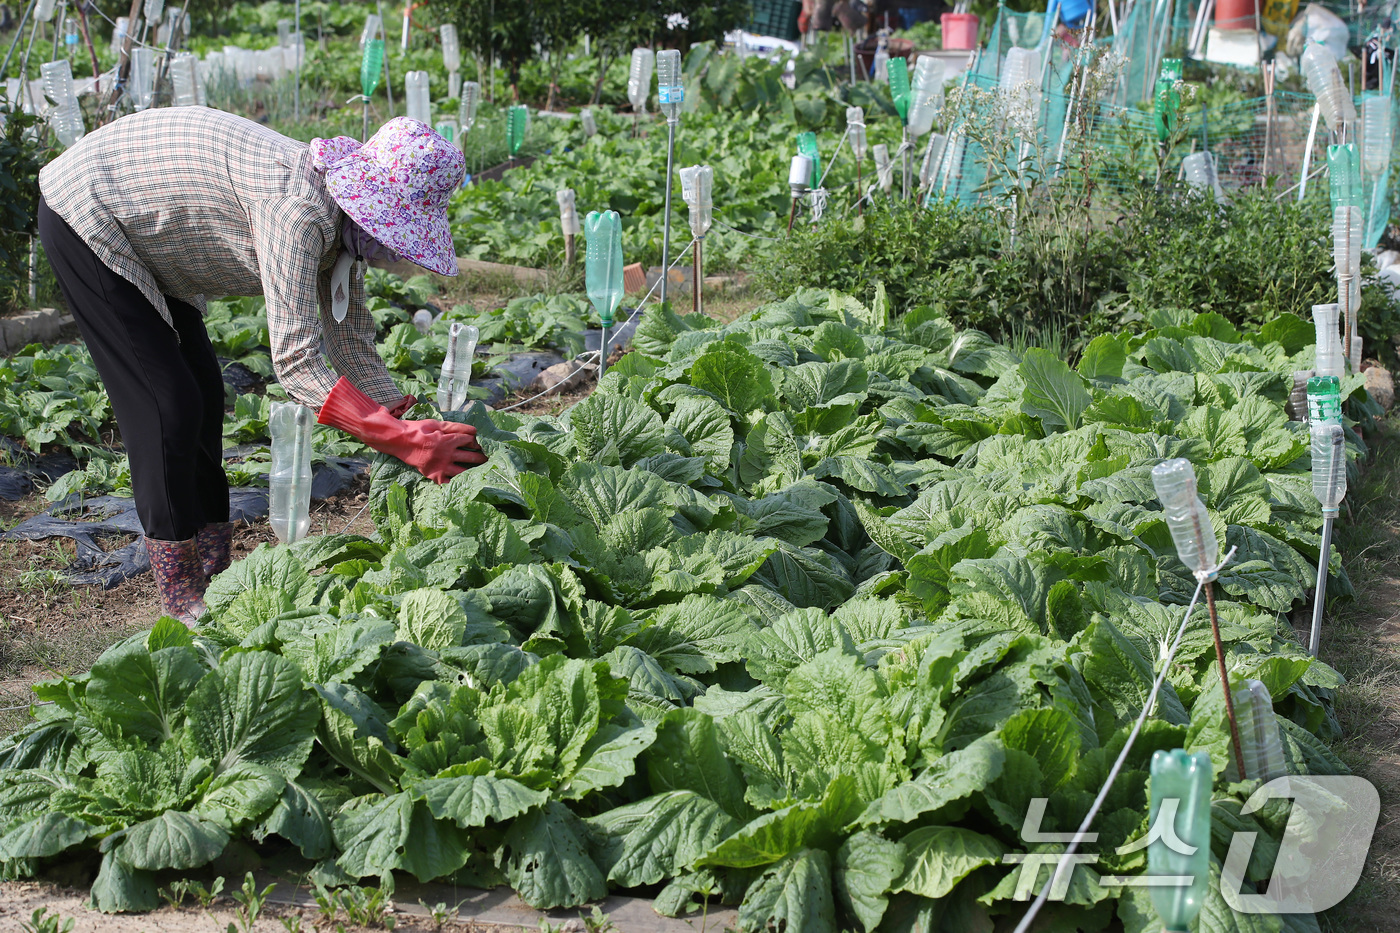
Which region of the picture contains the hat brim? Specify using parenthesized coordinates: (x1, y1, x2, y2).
(323, 156, 459, 277)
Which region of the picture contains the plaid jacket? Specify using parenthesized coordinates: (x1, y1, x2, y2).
(38, 106, 401, 409)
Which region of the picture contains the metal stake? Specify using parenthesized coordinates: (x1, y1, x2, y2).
(660, 120, 677, 303)
(1310, 514, 1336, 655)
(693, 236, 703, 315)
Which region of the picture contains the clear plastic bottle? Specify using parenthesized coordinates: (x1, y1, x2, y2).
(459, 80, 481, 133)
(1363, 95, 1392, 175)
(873, 144, 893, 192)
(680, 164, 713, 237)
(1148, 749, 1213, 932)
(269, 402, 314, 545)
(558, 187, 581, 237)
(440, 23, 461, 100)
(1312, 303, 1343, 379)
(1150, 458, 1219, 575)
(170, 52, 199, 107)
(1306, 375, 1342, 425)
(580, 107, 597, 137)
(361, 12, 382, 48)
(34, 0, 56, 22)
(130, 47, 156, 110)
(1181, 151, 1224, 202)
(846, 106, 867, 161)
(64, 17, 79, 51)
(277, 18, 293, 48)
(437, 322, 479, 412)
(412, 309, 433, 334)
(906, 56, 945, 137)
(919, 134, 947, 187)
(1301, 41, 1349, 131)
(142, 0, 164, 25)
(111, 16, 129, 56)
(1349, 334, 1363, 374)
(656, 49, 683, 124)
(627, 47, 654, 115)
(1229, 680, 1287, 783)
(1311, 421, 1347, 512)
(1332, 204, 1362, 277)
(41, 60, 84, 147)
(585, 210, 624, 328)
(873, 33, 890, 83)
(405, 70, 431, 126)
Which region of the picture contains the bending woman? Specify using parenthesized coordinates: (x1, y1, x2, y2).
(38, 109, 484, 625)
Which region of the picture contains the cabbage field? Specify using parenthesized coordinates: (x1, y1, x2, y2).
(0, 288, 1361, 932)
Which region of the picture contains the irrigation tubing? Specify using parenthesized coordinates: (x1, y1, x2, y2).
(1011, 545, 1238, 933)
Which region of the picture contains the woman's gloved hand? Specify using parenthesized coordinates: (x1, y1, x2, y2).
(317, 377, 485, 483)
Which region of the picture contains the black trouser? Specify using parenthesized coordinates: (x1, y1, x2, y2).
(38, 199, 229, 541)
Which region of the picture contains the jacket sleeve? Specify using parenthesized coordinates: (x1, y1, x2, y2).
(249, 198, 401, 409)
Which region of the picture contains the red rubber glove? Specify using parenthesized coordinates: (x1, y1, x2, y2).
(317, 377, 485, 483)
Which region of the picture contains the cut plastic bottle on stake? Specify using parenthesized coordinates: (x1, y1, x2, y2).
(585, 210, 624, 328)
(906, 56, 945, 137)
(1312, 303, 1343, 379)
(170, 52, 199, 108)
(1181, 151, 1224, 202)
(873, 143, 893, 192)
(1307, 375, 1343, 424)
(440, 24, 461, 73)
(1327, 143, 1361, 211)
(1154, 58, 1182, 142)
(360, 39, 384, 100)
(1148, 750, 1212, 933)
(796, 132, 821, 185)
(1228, 680, 1287, 784)
(506, 105, 528, 156)
(131, 47, 156, 111)
(873, 34, 890, 83)
(361, 13, 382, 48)
(627, 48, 654, 115)
(1151, 458, 1219, 575)
(40, 60, 84, 147)
(557, 188, 581, 236)
(1363, 95, 1392, 174)
(143, 0, 164, 25)
(1302, 41, 1353, 131)
(656, 49, 683, 124)
(919, 134, 948, 187)
(405, 71, 431, 125)
(679, 164, 713, 237)
(459, 81, 481, 133)
(1311, 421, 1347, 511)
(269, 402, 314, 545)
(788, 153, 813, 193)
(34, 0, 57, 22)
(437, 323, 479, 412)
(581, 108, 597, 137)
(888, 55, 911, 123)
(846, 106, 867, 160)
(434, 118, 457, 145)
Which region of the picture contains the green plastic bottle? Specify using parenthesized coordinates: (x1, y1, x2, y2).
(360, 38, 384, 99)
(506, 105, 529, 157)
(1306, 374, 1342, 425)
(797, 132, 821, 188)
(1328, 143, 1361, 211)
(888, 56, 911, 124)
(585, 210, 623, 328)
(1148, 749, 1212, 933)
(1153, 59, 1182, 142)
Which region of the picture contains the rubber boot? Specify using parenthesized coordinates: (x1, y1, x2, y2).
(195, 521, 234, 582)
(145, 536, 208, 627)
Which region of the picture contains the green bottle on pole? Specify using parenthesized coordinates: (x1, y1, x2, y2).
(507, 105, 529, 157)
(1148, 749, 1212, 933)
(888, 56, 911, 124)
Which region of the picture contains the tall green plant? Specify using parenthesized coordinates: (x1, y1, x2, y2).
(0, 107, 45, 312)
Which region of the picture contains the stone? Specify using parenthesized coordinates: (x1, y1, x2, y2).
(534, 359, 597, 393)
(1365, 363, 1394, 411)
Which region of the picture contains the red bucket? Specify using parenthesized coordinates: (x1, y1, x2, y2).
(942, 13, 980, 50)
(1214, 0, 1257, 29)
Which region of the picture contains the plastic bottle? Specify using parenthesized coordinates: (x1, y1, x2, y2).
(1311, 421, 1347, 512)
(846, 106, 867, 160)
(1148, 750, 1212, 933)
(558, 187, 581, 237)
(873, 33, 890, 83)
(1327, 143, 1361, 210)
(919, 134, 948, 187)
(434, 118, 457, 145)
(459, 80, 481, 133)
(40, 60, 83, 147)
(1349, 334, 1363, 374)
(412, 309, 433, 334)
(268, 402, 314, 545)
(656, 49, 683, 124)
(34, 0, 56, 22)
(680, 164, 713, 237)
(797, 131, 821, 185)
(585, 210, 624, 328)
(440, 24, 461, 99)
(111, 16, 129, 56)
(1301, 41, 1350, 131)
(506, 104, 528, 156)
(1287, 371, 1312, 421)
(999, 47, 1042, 133)
(436, 323, 479, 412)
(361, 12, 382, 48)
(627, 47, 654, 115)
(1332, 204, 1362, 277)
(1312, 303, 1343, 379)
(64, 17, 79, 51)
(1229, 680, 1287, 783)
(1181, 151, 1224, 202)
(360, 38, 384, 99)
(788, 153, 813, 194)
(277, 18, 292, 48)
(143, 0, 164, 25)
(405, 70, 431, 126)
(1150, 458, 1219, 575)
(170, 52, 199, 107)
(873, 144, 893, 192)
(1154, 59, 1183, 142)
(1362, 95, 1392, 174)
(1306, 375, 1342, 425)
(130, 46, 156, 110)
(580, 108, 597, 137)
(907, 56, 945, 137)
(888, 55, 911, 123)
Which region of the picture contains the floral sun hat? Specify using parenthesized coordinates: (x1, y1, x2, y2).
(310, 118, 464, 276)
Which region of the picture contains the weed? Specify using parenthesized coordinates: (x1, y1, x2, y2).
(226, 872, 276, 933)
(315, 883, 396, 929)
(19, 907, 73, 933)
(280, 915, 305, 933)
(420, 898, 467, 928)
(160, 875, 225, 909)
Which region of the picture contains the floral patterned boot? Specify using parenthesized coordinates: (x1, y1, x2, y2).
(144, 536, 208, 627)
(195, 521, 234, 582)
